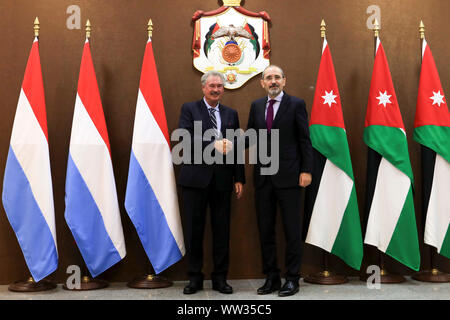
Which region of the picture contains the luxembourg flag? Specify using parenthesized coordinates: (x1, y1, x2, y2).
(65, 38, 126, 277)
(2, 37, 58, 282)
(125, 36, 185, 274)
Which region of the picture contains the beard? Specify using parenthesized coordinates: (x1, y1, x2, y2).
(268, 85, 281, 97)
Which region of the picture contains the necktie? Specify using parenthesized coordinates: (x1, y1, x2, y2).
(209, 108, 219, 138)
(266, 99, 275, 132)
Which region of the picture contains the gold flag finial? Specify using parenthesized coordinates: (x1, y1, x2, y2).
(86, 19, 91, 39)
(373, 18, 380, 37)
(148, 19, 153, 38)
(419, 20, 425, 39)
(320, 19, 326, 38)
(34, 17, 40, 37)
(223, 0, 241, 6)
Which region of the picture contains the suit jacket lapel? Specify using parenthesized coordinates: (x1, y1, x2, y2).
(199, 99, 213, 130)
(219, 104, 227, 135)
(258, 97, 268, 129)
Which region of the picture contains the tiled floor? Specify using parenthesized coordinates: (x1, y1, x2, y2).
(0, 277, 448, 300)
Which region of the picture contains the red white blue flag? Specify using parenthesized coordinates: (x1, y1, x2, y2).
(65, 39, 126, 277)
(125, 37, 185, 273)
(2, 37, 58, 282)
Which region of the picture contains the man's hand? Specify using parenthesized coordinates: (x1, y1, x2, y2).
(299, 173, 312, 187)
(214, 138, 233, 154)
(234, 182, 244, 199)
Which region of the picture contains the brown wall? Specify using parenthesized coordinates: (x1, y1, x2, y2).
(0, 0, 448, 285)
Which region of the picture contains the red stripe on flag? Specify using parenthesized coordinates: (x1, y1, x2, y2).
(139, 40, 171, 147)
(365, 41, 405, 129)
(212, 23, 220, 35)
(414, 43, 450, 128)
(77, 41, 111, 154)
(21, 40, 48, 141)
(310, 43, 346, 128)
(243, 24, 254, 40)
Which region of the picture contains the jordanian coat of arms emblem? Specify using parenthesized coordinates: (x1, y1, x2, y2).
(192, 0, 271, 89)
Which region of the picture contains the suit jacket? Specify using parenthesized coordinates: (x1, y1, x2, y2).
(246, 92, 313, 189)
(177, 99, 245, 190)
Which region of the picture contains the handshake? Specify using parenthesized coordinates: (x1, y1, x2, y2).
(214, 138, 233, 155)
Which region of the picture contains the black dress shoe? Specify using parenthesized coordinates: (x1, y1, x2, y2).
(257, 277, 281, 295)
(183, 282, 203, 294)
(278, 280, 299, 297)
(212, 280, 233, 294)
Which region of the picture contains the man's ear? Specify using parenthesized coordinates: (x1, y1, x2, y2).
(260, 79, 265, 89)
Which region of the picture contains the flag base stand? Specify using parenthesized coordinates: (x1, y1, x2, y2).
(412, 269, 450, 283)
(360, 268, 406, 283)
(304, 270, 348, 285)
(8, 277, 57, 292)
(412, 247, 450, 283)
(127, 274, 173, 289)
(360, 252, 406, 283)
(378, 269, 406, 283)
(62, 276, 109, 291)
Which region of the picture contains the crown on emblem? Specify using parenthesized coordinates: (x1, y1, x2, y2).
(222, 0, 241, 7)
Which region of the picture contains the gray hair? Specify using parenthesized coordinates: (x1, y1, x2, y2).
(261, 65, 285, 79)
(201, 71, 226, 86)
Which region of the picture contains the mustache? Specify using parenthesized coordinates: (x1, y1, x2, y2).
(269, 84, 279, 89)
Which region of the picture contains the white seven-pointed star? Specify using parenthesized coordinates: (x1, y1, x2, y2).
(322, 90, 338, 107)
(429, 90, 445, 107)
(376, 90, 392, 107)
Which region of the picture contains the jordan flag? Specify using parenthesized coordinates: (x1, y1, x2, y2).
(413, 38, 450, 258)
(305, 38, 363, 270)
(125, 37, 185, 273)
(64, 38, 126, 277)
(363, 37, 420, 271)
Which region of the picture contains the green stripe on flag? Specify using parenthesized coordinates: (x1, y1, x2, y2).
(385, 186, 420, 271)
(440, 225, 450, 259)
(364, 125, 414, 184)
(310, 125, 354, 180)
(310, 124, 363, 270)
(331, 186, 363, 270)
(413, 125, 450, 163)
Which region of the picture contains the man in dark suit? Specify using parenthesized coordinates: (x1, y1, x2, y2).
(178, 71, 245, 295)
(247, 65, 313, 297)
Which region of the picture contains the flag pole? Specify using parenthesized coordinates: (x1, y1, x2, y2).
(304, 20, 348, 285)
(126, 19, 173, 289)
(8, 17, 57, 293)
(62, 20, 109, 291)
(412, 21, 450, 283)
(371, 19, 405, 284)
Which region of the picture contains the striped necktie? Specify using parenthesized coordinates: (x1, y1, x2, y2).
(209, 108, 219, 138)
